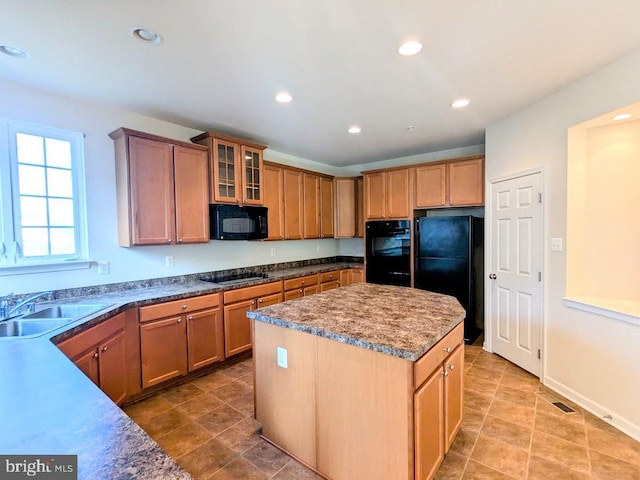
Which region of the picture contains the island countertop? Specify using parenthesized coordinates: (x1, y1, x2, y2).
(247, 283, 465, 361)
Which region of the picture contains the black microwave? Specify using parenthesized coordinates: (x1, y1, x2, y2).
(209, 204, 268, 240)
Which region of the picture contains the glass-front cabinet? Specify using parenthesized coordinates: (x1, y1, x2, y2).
(191, 132, 265, 205)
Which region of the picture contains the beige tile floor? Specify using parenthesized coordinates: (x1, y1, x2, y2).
(124, 347, 640, 480)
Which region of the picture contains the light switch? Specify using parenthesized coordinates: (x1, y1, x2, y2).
(277, 347, 288, 369)
(165, 256, 174, 268)
(550, 237, 563, 252)
(97, 260, 110, 275)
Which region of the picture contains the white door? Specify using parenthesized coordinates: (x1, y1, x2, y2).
(489, 172, 543, 376)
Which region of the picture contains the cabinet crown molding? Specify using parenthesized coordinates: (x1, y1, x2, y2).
(190, 131, 267, 150)
(109, 127, 208, 151)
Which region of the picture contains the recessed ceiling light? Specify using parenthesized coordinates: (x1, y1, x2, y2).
(452, 98, 471, 109)
(398, 40, 422, 56)
(275, 92, 293, 103)
(613, 113, 632, 121)
(0, 44, 30, 59)
(132, 28, 163, 45)
(348, 126, 362, 134)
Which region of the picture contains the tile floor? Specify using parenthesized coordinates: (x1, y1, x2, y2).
(124, 347, 640, 480)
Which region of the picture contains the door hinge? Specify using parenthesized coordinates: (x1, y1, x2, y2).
(538, 272, 542, 282)
(538, 193, 542, 204)
(538, 349, 541, 359)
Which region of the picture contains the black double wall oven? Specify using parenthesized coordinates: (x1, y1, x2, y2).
(365, 220, 411, 287)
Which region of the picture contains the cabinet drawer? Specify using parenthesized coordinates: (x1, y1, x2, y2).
(414, 322, 464, 390)
(284, 274, 319, 290)
(57, 313, 126, 359)
(320, 270, 340, 283)
(139, 293, 222, 322)
(223, 281, 282, 304)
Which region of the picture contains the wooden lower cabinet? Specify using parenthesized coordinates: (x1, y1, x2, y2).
(283, 274, 319, 300)
(57, 312, 128, 405)
(138, 293, 223, 388)
(223, 281, 283, 357)
(254, 320, 464, 480)
(338, 268, 364, 287)
(320, 280, 340, 292)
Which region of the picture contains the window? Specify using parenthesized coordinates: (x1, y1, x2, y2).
(0, 119, 88, 273)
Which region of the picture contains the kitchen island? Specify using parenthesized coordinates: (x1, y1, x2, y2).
(247, 283, 466, 480)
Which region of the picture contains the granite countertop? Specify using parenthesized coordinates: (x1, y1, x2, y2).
(247, 283, 465, 361)
(0, 261, 360, 479)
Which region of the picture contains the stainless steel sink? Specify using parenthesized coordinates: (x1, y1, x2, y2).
(21, 304, 108, 320)
(0, 319, 73, 338)
(0, 303, 110, 338)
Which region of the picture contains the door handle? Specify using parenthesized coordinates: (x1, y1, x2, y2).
(489, 273, 497, 280)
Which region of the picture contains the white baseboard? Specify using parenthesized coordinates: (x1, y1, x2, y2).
(543, 376, 640, 442)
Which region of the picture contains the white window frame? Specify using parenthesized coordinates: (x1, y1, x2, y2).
(0, 119, 90, 275)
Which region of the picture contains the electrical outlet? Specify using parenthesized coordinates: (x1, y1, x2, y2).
(277, 347, 288, 368)
(165, 256, 174, 268)
(270, 248, 276, 257)
(550, 237, 563, 252)
(97, 260, 110, 275)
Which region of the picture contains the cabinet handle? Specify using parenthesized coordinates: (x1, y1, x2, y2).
(101, 346, 108, 352)
(181, 305, 187, 309)
(444, 346, 452, 353)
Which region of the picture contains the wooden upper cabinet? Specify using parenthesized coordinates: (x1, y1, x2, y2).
(364, 172, 386, 220)
(284, 169, 304, 240)
(448, 157, 484, 206)
(415, 156, 484, 209)
(173, 146, 209, 244)
(191, 131, 266, 205)
(415, 163, 446, 208)
(264, 162, 285, 240)
(110, 128, 209, 247)
(303, 173, 321, 239)
(355, 177, 364, 237)
(364, 169, 410, 220)
(320, 176, 334, 238)
(335, 178, 356, 238)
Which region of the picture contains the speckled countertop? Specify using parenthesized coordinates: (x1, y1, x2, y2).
(0, 261, 360, 480)
(247, 283, 465, 361)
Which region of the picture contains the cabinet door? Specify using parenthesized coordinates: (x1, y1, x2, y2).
(174, 145, 209, 244)
(415, 164, 446, 208)
(320, 176, 334, 238)
(355, 177, 364, 237)
(284, 289, 304, 301)
(223, 299, 255, 357)
(415, 368, 445, 480)
(386, 169, 411, 219)
(448, 158, 484, 206)
(304, 285, 319, 296)
(128, 136, 175, 245)
(257, 292, 283, 308)
(339, 269, 351, 287)
(303, 173, 320, 239)
(264, 164, 285, 240)
(140, 316, 187, 388)
(98, 330, 127, 405)
(284, 169, 304, 239)
(444, 345, 464, 451)
(74, 349, 99, 386)
(320, 280, 340, 292)
(212, 138, 241, 203)
(187, 307, 224, 371)
(364, 172, 386, 219)
(241, 146, 264, 205)
(350, 269, 364, 284)
(335, 178, 356, 238)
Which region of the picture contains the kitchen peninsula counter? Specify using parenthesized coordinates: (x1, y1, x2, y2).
(248, 284, 466, 480)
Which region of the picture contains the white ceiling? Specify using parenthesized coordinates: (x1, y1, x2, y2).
(2, 1, 640, 166)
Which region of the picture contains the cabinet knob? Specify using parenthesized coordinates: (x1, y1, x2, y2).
(177, 318, 182, 323)
(181, 305, 187, 309)
(93, 352, 99, 358)
(187, 315, 193, 321)
(258, 299, 263, 303)
(299, 289, 303, 293)
(302, 280, 305, 285)
(178, 238, 183, 243)
(101, 346, 108, 352)
(449, 364, 455, 370)
(251, 300, 255, 305)
(441, 370, 449, 377)
(167, 238, 172, 243)
(444, 346, 452, 353)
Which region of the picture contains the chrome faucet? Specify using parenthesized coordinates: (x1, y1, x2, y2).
(4, 291, 53, 319)
(0, 292, 13, 320)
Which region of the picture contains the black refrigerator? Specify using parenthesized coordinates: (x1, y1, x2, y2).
(415, 216, 484, 344)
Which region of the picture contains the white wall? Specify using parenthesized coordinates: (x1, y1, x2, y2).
(0, 80, 343, 295)
(486, 47, 640, 439)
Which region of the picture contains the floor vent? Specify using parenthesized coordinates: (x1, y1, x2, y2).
(552, 401, 576, 413)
